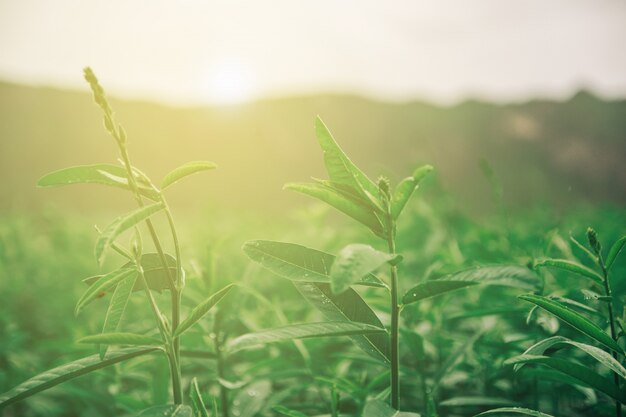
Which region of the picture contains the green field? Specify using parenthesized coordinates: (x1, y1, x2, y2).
(0, 76, 625, 417)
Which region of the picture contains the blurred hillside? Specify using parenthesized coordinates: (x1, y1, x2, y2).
(1, 81, 625, 215)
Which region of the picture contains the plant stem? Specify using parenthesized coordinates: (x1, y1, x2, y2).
(116, 142, 183, 405)
(599, 256, 622, 417)
(386, 221, 400, 410)
(214, 313, 229, 417)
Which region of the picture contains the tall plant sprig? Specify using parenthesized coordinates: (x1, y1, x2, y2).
(0, 68, 233, 415)
(244, 117, 432, 411)
(507, 228, 626, 417)
(243, 117, 540, 414)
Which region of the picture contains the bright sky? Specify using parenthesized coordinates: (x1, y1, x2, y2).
(1, 0, 625, 105)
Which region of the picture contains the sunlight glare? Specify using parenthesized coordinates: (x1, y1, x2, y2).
(203, 62, 253, 105)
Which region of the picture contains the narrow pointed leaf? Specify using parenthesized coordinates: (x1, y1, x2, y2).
(518, 294, 624, 354)
(391, 164, 433, 218)
(505, 355, 626, 403)
(83, 253, 175, 293)
(189, 378, 209, 417)
(402, 280, 479, 305)
(174, 284, 235, 337)
(439, 397, 518, 407)
(136, 405, 193, 417)
(228, 321, 386, 353)
(515, 335, 626, 378)
(441, 265, 540, 290)
(99, 272, 137, 359)
(285, 182, 384, 236)
(273, 405, 308, 417)
(534, 258, 603, 285)
(79, 332, 163, 347)
(315, 116, 379, 203)
(37, 164, 159, 200)
(76, 268, 137, 315)
(242, 240, 385, 288)
(606, 235, 626, 271)
(474, 408, 554, 417)
(294, 282, 390, 363)
(161, 161, 217, 190)
(330, 244, 397, 294)
(0, 347, 158, 408)
(95, 202, 164, 265)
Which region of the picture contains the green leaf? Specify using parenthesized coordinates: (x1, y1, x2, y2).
(402, 280, 479, 305)
(285, 182, 384, 236)
(391, 164, 434, 219)
(363, 399, 421, 416)
(518, 294, 624, 354)
(534, 258, 603, 285)
(230, 380, 271, 417)
(440, 265, 540, 290)
(294, 282, 390, 364)
(505, 355, 626, 404)
(37, 164, 160, 200)
(439, 397, 518, 407)
(174, 284, 235, 337)
(273, 405, 308, 417)
(515, 336, 626, 379)
(79, 332, 163, 347)
(227, 321, 386, 353)
(473, 407, 554, 417)
(0, 347, 158, 408)
(76, 268, 137, 315)
(95, 202, 164, 265)
(161, 161, 217, 190)
(315, 116, 380, 204)
(189, 377, 209, 417)
(136, 405, 193, 417)
(83, 253, 176, 293)
(606, 235, 626, 271)
(330, 244, 397, 294)
(242, 240, 385, 288)
(99, 271, 137, 359)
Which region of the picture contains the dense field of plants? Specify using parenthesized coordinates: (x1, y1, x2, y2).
(0, 71, 624, 417)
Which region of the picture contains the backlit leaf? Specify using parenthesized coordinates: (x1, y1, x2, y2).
(243, 240, 385, 288)
(402, 280, 479, 305)
(174, 284, 235, 337)
(294, 282, 390, 364)
(136, 405, 193, 417)
(0, 347, 158, 408)
(391, 164, 434, 219)
(606, 235, 626, 271)
(285, 182, 384, 236)
(330, 244, 397, 294)
(534, 258, 603, 285)
(161, 161, 217, 190)
(76, 268, 137, 315)
(37, 163, 159, 200)
(505, 355, 626, 403)
(79, 332, 163, 347)
(514, 336, 626, 379)
(474, 407, 554, 417)
(518, 294, 624, 354)
(99, 271, 137, 359)
(228, 321, 386, 353)
(315, 116, 380, 206)
(189, 377, 209, 417)
(95, 202, 164, 265)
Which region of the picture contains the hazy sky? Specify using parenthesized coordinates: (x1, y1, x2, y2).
(1, 0, 625, 105)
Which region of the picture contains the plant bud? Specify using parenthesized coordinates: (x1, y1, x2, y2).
(586, 227, 601, 254)
(378, 176, 391, 199)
